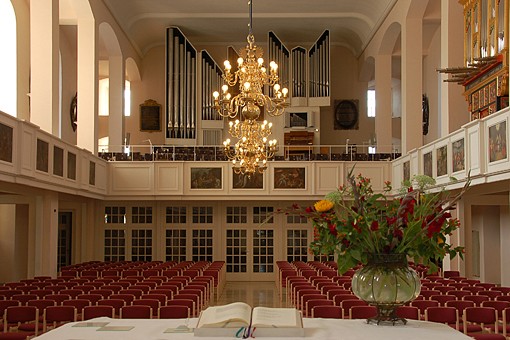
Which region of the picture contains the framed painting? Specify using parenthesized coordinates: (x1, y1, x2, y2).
(488, 120, 507, 162)
(403, 161, 410, 182)
(233, 171, 263, 189)
(436, 145, 448, 177)
(489, 81, 497, 103)
(274, 167, 306, 189)
(472, 91, 479, 111)
(0, 123, 13, 163)
(452, 138, 465, 172)
(191, 167, 222, 189)
(36, 139, 49, 173)
(423, 152, 432, 177)
(140, 99, 162, 132)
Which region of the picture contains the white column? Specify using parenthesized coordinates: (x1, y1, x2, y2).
(76, 18, 99, 154)
(375, 54, 393, 153)
(29, 0, 59, 135)
(34, 192, 59, 278)
(401, 17, 423, 154)
(108, 55, 125, 152)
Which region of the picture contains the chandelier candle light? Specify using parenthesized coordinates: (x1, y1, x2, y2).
(213, 0, 288, 176)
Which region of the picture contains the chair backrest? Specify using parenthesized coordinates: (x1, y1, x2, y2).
(11, 294, 38, 305)
(340, 299, 368, 319)
(311, 305, 342, 319)
(26, 299, 56, 313)
(463, 306, 498, 334)
(481, 300, 510, 318)
(119, 289, 144, 299)
(306, 299, 334, 318)
(503, 307, 510, 338)
(333, 294, 357, 306)
(109, 293, 136, 305)
(349, 305, 377, 319)
(5, 306, 39, 335)
(76, 293, 103, 305)
(62, 299, 90, 315)
(166, 299, 195, 316)
(425, 306, 458, 329)
(430, 294, 457, 306)
(132, 299, 160, 317)
(120, 305, 152, 319)
(463, 294, 490, 306)
(410, 299, 440, 315)
(82, 305, 114, 320)
(43, 305, 77, 332)
(396, 306, 420, 320)
(159, 305, 190, 319)
(97, 299, 125, 315)
(44, 293, 72, 305)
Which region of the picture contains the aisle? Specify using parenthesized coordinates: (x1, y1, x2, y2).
(212, 281, 285, 308)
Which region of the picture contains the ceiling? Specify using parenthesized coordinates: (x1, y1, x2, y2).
(102, 0, 397, 57)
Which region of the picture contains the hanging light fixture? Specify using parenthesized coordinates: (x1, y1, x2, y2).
(213, 0, 288, 176)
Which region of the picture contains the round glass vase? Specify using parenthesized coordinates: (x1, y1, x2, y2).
(351, 253, 421, 325)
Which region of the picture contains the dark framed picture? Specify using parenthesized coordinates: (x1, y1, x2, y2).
(452, 138, 465, 172)
(36, 139, 49, 173)
(436, 146, 448, 177)
(489, 81, 497, 103)
(334, 99, 359, 130)
(191, 167, 222, 189)
(423, 152, 432, 177)
(274, 167, 306, 189)
(0, 122, 13, 163)
(472, 92, 479, 111)
(233, 171, 264, 189)
(488, 121, 507, 163)
(140, 99, 162, 132)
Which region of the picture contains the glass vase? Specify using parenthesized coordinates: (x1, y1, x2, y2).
(351, 253, 421, 325)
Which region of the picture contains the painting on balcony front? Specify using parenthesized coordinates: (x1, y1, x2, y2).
(233, 171, 263, 189)
(191, 167, 222, 189)
(423, 152, 432, 177)
(0, 123, 13, 163)
(436, 146, 448, 177)
(274, 167, 306, 189)
(403, 161, 410, 182)
(489, 121, 507, 163)
(452, 138, 465, 172)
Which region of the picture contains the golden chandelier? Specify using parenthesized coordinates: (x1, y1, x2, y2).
(213, 0, 288, 176)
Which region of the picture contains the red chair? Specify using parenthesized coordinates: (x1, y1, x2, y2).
(92, 289, 114, 299)
(340, 299, 368, 319)
(62, 299, 90, 317)
(475, 283, 497, 290)
(446, 300, 480, 332)
(503, 307, 510, 338)
(166, 299, 196, 317)
(425, 306, 459, 330)
(82, 305, 114, 320)
(492, 287, 510, 295)
(333, 294, 357, 306)
(419, 290, 441, 299)
(132, 299, 160, 318)
(306, 299, 334, 318)
(76, 293, 102, 305)
(11, 294, 38, 306)
(396, 306, 420, 320)
(44, 294, 71, 305)
(43, 305, 77, 332)
(480, 291, 502, 300)
(174, 294, 200, 316)
(109, 293, 136, 306)
(434, 286, 456, 295)
(60, 289, 84, 299)
(481, 301, 510, 334)
(97, 299, 125, 316)
(302, 295, 328, 317)
(463, 286, 487, 295)
(463, 307, 505, 339)
(449, 290, 472, 300)
(464, 295, 490, 306)
(429, 294, 457, 306)
(410, 299, 440, 318)
(311, 305, 342, 319)
(159, 305, 190, 319)
(119, 289, 144, 299)
(349, 305, 377, 319)
(496, 296, 510, 303)
(120, 305, 152, 319)
(2, 306, 39, 338)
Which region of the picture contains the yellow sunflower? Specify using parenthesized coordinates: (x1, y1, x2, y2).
(314, 199, 334, 212)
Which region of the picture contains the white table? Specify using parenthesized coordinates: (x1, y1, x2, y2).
(33, 316, 472, 340)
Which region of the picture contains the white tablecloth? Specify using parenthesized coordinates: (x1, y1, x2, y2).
(33, 316, 471, 340)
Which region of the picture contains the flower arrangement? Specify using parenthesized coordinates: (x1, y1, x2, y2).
(278, 169, 469, 275)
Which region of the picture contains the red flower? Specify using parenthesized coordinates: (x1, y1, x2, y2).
(305, 206, 314, 213)
(370, 221, 379, 231)
(328, 223, 338, 236)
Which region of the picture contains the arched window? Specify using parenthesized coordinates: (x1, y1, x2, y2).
(0, 1, 17, 116)
(98, 78, 131, 116)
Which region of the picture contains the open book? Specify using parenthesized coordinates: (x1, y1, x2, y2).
(196, 302, 303, 329)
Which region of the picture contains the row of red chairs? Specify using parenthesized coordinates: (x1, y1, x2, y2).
(0, 303, 194, 339)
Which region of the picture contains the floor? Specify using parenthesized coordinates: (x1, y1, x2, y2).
(212, 281, 285, 308)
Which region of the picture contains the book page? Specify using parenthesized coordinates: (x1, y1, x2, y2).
(251, 307, 301, 328)
(197, 302, 252, 328)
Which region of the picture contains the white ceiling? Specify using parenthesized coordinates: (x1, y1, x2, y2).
(102, 0, 398, 57)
